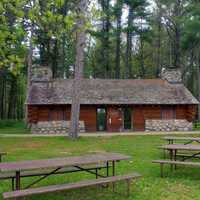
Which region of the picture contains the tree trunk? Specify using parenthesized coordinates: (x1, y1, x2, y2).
(52, 39, 59, 78)
(69, 0, 87, 139)
(115, 1, 122, 79)
(197, 53, 200, 120)
(0, 73, 6, 119)
(3, 75, 7, 119)
(174, 0, 181, 69)
(140, 38, 145, 77)
(174, 26, 181, 68)
(125, 6, 133, 79)
(100, 0, 110, 78)
(155, 1, 162, 77)
(61, 1, 68, 78)
(7, 76, 17, 119)
(25, 17, 33, 124)
(105, 0, 110, 78)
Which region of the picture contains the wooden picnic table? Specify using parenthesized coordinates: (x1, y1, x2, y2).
(160, 144, 200, 161)
(163, 136, 200, 145)
(0, 153, 130, 191)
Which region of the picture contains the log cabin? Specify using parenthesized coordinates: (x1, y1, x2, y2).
(27, 66, 199, 133)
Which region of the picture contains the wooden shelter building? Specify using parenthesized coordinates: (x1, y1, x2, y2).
(27, 67, 199, 132)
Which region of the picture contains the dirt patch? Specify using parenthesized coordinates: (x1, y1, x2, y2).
(88, 150, 107, 154)
(22, 142, 45, 149)
(8, 141, 50, 153)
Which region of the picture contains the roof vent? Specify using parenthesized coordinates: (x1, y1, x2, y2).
(161, 68, 182, 83)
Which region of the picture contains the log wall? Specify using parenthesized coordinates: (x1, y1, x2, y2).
(28, 105, 38, 123)
(28, 105, 97, 132)
(28, 104, 197, 132)
(79, 106, 97, 132)
(186, 105, 197, 122)
(132, 105, 197, 131)
(132, 106, 145, 131)
(132, 106, 161, 131)
(176, 105, 186, 119)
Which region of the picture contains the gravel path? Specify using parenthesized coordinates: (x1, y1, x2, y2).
(0, 131, 200, 137)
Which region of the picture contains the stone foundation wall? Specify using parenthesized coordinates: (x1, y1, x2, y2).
(145, 119, 193, 131)
(31, 121, 85, 134)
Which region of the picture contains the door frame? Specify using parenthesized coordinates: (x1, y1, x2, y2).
(122, 107, 133, 131)
(106, 106, 123, 132)
(96, 107, 107, 131)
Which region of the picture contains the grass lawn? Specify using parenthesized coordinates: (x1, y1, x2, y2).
(0, 121, 30, 134)
(0, 133, 200, 200)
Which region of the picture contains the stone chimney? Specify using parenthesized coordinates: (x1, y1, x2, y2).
(161, 68, 182, 83)
(31, 65, 52, 82)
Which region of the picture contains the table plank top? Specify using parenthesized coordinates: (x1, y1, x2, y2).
(0, 153, 130, 172)
(162, 136, 200, 141)
(0, 152, 6, 155)
(160, 144, 200, 151)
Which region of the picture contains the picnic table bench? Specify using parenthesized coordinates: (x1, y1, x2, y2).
(152, 160, 200, 177)
(0, 153, 142, 199)
(163, 136, 200, 145)
(153, 144, 200, 177)
(3, 173, 142, 199)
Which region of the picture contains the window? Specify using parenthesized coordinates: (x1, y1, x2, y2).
(48, 107, 66, 121)
(161, 107, 176, 119)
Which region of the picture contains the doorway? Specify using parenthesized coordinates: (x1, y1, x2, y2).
(97, 108, 106, 131)
(107, 107, 123, 132)
(123, 107, 132, 130)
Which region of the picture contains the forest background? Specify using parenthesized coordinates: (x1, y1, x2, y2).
(0, 0, 200, 121)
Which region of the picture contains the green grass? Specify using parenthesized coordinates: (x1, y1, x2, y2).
(193, 121, 200, 131)
(0, 120, 30, 134)
(0, 134, 200, 200)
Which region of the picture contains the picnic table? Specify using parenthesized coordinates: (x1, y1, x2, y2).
(163, 136, 200, 145)
(153, 139, 200, 177)
(0, 153, 130, 191)
(160, 144, 200, 161)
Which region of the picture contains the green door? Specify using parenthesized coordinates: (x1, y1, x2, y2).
(123, 107, 132, 130)
(97, 108, 106, 131)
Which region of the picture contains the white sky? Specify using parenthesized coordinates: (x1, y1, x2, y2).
(122, 0, 155, 22)
(89, 0, 155, 25)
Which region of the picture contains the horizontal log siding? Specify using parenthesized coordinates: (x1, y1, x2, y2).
(37, 106, 49, 121)
(132, 106, 145, 131)
(186, 105, 197, 122)
(28, 105, 97, 132)
(176, 106, 186, 119)
(65, 106, 97, 132)
(79, 106, 97, 132)
(175, 105, 197, 121)
(143, 106, 161, 119)
(28, 104, 197, 132)
(28, 106, 38, 123)
(66, 106, 71, 120)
